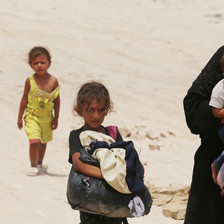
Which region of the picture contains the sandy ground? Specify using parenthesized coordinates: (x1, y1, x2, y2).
(1, 0, 224, 223)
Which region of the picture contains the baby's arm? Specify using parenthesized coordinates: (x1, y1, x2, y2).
(212, 107, 224, 123)
(17, 78, 30, 129)
(72, 152, 103, 179)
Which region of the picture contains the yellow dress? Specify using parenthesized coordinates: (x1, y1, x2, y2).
(24, 74, 60, 143)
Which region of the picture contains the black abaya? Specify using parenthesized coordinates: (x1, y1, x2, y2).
(183, 46, 224, 224)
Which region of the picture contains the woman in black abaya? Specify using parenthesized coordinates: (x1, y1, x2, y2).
(183, 46, 224, 224)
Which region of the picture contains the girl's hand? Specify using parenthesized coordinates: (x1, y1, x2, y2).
(51, 118, 58, 130)
(17, 118, 23, 130)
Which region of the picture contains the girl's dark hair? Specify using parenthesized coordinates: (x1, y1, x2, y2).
(28, 46, 51, 64)
(74, 81, 113, 113)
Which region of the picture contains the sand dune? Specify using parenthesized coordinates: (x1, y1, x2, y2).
(1, 0, 224, 223)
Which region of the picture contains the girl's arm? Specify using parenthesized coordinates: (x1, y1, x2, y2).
(72, 152, 103, 179)
(52, 94, 60, 130)
(17, 78, 30, 129)
(51, 78, 60, 130)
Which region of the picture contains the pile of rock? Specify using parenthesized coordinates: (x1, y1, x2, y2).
(146, 183, 189, 220)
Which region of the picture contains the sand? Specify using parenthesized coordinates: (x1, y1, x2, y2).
(1, 0, 224, 223)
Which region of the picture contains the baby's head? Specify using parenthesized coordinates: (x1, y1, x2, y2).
(28, 46, 51, 65)
(73, 81, 113, 115)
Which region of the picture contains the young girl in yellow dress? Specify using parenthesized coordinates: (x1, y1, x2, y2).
(17, 46, 60, 176)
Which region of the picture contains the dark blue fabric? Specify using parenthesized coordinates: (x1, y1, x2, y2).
(90, 140, 145, 193)
(111, 141, 145, 193)
(89, 140, 111, 151)
(218, 122, 224, 143)
(89, 140, 111, 155)
(214, 150, 224, 171)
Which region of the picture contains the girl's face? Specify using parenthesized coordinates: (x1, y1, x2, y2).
(30, 54, 51, 76)
(78, 99, 108, 131)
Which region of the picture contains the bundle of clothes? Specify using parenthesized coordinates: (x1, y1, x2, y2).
(67, 130, 153, 218)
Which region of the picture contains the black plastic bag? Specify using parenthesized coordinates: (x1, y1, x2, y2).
(79, 148, 100, 167)
(67, 166, 153, 218)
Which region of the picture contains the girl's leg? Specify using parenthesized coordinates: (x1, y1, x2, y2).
(29, 143, 40, 167)
(79, 212, 104, 224)
(37, 143, 47, 165)
(105, 217, 125, 224)
(79, 212, 125, 224)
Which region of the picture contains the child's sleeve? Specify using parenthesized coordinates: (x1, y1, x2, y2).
(209, 81, 224, 109)
(116, 127, 123, 141)
(53, 85, 60, 99)
(68, 130, 82, 164)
